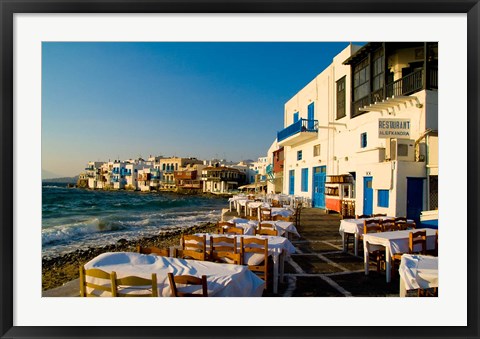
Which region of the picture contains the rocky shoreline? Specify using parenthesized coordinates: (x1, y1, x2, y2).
(42, 222, 218, 291)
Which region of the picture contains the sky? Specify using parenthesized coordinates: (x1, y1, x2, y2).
(42, 42, 363, 178)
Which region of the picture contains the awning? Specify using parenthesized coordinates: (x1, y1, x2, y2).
(238, 182, 267, 190)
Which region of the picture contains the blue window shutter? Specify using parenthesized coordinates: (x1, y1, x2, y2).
(293, 112, 299, 123)
(378, 190, 389, 207)
(361, 133, 367, 148)
(301, 168, 308, 192)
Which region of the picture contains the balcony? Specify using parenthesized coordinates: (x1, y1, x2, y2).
(277, 118, 318, 147)
(353, 67, 438, 116)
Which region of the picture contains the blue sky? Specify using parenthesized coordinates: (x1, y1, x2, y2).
(42, 42, 363, 178)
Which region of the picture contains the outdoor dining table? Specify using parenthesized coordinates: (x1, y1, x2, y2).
(84, 251, 265, 297)
(339, 217, 414, 256)
(228, 195, 247, 212)
(398, 254, 438, 297)
(226, 218, 300, 238)
(191, 233, 296, 294)
(363, 228, 437, 283)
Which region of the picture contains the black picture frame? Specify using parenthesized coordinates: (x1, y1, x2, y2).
(1, 1, 479, 338)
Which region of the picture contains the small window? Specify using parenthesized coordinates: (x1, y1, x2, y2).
(293, 112, 299, 123)
(301, 168, 309, 192)
(297, 150, 303, 161)
(378, 190, 389, 207)
(313, 144, 321, 157)
(336, 76, 346, 119)
(360, 133, 367, 148)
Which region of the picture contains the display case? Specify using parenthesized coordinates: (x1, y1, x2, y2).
(325, 174, 355, 216)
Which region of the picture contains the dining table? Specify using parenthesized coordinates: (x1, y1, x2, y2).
(189, 233, 296, 294)
(339, 217, 414, 256)
(84, 251, 266, 297)
(226, 218, 300, 238)
(362, 228, 437, 283)
(398, 254, 438, 297)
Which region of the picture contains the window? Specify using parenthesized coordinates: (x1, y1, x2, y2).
(313, 144, 321, 157)
(289, 170, 295, 195)
(360, 133, 367, 148)
(293, 112, 299, 123)
(372, 48, 384, 93)
(353, 57, 370, 102)
(297, 150, 302, 161)
(301, 168, 309, 192)
(378, 190, 389, 207)
(336, 76, 346, 119)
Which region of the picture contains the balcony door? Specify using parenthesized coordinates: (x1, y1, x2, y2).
(307, 102, 314, 130)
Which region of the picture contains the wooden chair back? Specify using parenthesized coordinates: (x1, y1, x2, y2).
(255, 228, 278, 236)
(258, 221, 275, 229)
(167, 273, 208, 297)
(181, 234, 207, 253)
(356, 214, 371, 219)
(137, 245, 169, 257)
(172, 248, 206, 261)
(113, 272, 158, 297)
(372, 213, 387, 217)
(272, 215, 292, 222)
(216, 221, 236, 234)
(260, 207, 272, 221)
(246, 215, 258, 221)
(409, 230, 427, 254)
(363, 219, 382, 234)
(397, 221, 416, 230)
(222, 226, 244, 235)
(394, 217, 408, 223)
(241, 237, 268, 286)
(79, 266, 115, 297)
(271, 199, 281, 207)
(209, 236, 242, 265)
(381, 220, 399, 232)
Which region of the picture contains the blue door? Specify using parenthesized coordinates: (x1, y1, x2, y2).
(363, 176, 373, 215)
(307, 102, 315, 130)
(312, 166, 326, 208)
(289, 170, 295, 195)
(407, 178, 425, 225)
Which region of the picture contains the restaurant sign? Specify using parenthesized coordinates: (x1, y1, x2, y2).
(378, 119, 411, 139)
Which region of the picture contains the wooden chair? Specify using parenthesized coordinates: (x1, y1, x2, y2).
(167, 273, 208, 297)
(272, 215, 292, 222)
(394, 217, 408, 223)
(246, 215, 258, 221)
(181, 234, 207, 253)
(255, 228, 278, 236)
(363, 219, 383, 272)
(372, 213, 387, 217)
(381, 220, 399, 232)
(293, 203, 303, 227)
(209, 236, 242, 265)
(271, 199, 281, 207)
(112, 272, 158, 297)
(137, 245, 170, 257)
(258, 221, 275, 230)
(356, 214, 371, 219)
(216, 221, 236, 234)
(79, 266, 115, 297)
(172, 248, 206, 261)
(260, 207, 272, 221)
(241, 237, 269, 289)
(222, 226, 244, 235)
(409, 230, 427, 254)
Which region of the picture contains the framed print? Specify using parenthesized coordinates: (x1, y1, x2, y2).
(1, 0, 479, 338)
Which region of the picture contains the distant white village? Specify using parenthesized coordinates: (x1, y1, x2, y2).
(79, 42, 438, 224)
(78, 156, 270, 194)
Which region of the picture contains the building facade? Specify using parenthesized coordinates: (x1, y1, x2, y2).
(277, 42, 438, 223)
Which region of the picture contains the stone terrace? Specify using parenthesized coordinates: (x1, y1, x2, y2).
(262, 207, 401, 297)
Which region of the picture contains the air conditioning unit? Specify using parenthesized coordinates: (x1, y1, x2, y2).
(385, 139, 415, 161)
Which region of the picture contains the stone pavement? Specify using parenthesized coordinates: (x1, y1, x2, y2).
(262, 207, 401, 297)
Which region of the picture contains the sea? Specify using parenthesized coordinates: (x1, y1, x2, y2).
(42, 183, 228, 258)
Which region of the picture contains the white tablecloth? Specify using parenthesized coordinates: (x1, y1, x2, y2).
(84, 252, 265, 297)
(363, 228, 437, 283)
(399, 254, 438, 291)
(271, 207, 294, 217)
(339, 217, 414, 236)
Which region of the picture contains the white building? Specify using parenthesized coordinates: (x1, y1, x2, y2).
(277, 42, 438, 223)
